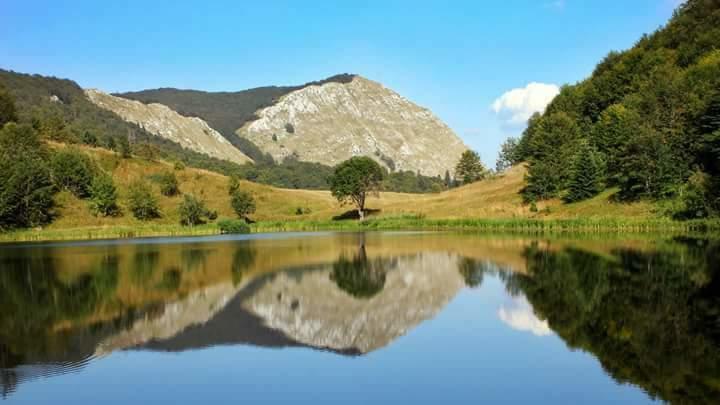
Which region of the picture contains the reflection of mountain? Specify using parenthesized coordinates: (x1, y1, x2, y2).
(127, 252, 464, 355)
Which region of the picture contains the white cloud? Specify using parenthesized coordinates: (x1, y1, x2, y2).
(498, 295, 552, 337)
(491, 82, 560, 127)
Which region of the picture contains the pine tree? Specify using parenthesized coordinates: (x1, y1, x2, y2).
(118, 135, 131, 159)
(496, 137, 519, 172)
(565, 143, 607, 203)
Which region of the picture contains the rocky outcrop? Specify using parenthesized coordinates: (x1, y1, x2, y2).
(85, 89, 252, 165)
(236, 76, 467, 176)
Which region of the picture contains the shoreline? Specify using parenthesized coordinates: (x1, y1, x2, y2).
(2, 217, 719, 244)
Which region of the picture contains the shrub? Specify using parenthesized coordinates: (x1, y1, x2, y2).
(0, 124, 55, 228)
(127, 180, 160, 220)
(173, 161, 185, 171)
(218, 218, 251, 234)
(50, 149, 95, 198)
(231, 189, 256, 221)
(88, 173, 120, 217)
(178, 194, 214, 226)
(156, 171, 180, 197)
(228, 174, 240, 195)
(81, 131, 98, 147)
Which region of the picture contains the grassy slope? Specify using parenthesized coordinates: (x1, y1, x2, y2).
(1, 145, 668, 242)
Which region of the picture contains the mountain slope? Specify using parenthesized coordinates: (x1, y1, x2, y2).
(117, 74, 357, 162)
(237, 75, 467, 177)
(85, 89, 252, 165)
(118, 74, 468, 177)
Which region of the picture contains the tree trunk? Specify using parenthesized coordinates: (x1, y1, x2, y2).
(358, 208, 365, 221)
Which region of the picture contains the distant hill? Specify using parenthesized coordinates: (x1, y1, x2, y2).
(117, 74, 468, 177)
(117, 74, 357, 163)
(515, 0, 720, 217)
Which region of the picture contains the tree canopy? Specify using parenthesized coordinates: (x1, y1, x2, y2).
(329, 157, 384, 220)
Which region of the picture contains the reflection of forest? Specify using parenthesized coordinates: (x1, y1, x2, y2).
(501, 238, 720, 405)
(2, 233, 718, 403)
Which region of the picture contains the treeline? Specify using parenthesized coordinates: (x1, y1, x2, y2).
(501, 0, 720, 218)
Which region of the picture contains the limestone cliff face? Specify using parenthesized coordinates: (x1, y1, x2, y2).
(236, 76, 467, 177)
(85, 89, 252, 165)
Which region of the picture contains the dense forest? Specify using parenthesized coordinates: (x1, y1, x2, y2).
(0, 70, 443, 194)
(505, 0, 720, 218)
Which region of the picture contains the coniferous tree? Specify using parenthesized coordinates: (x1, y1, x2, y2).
(118, 135, 131, 159)
(564, 143, 607, 203)
(496, 137, 520, 173)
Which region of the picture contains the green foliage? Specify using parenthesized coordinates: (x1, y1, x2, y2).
(330, 246, 388, 299)
(228, 174, 240, 195)
(458, 258, 485, 288)
(0, 124, 55, 229)
(455, 150, 487, 184)
(173, 161, 185, 171)
(565, 143, 607, 202)
(230, 189, 256, 221)
(382, 170, 445, 193)
(329, 157, 385, 219)
(49, 149, 95, 198)
(516, 0, 720, 213)
(88, 173, 120, 217)
(81, 131, 98, 147)
(496, 137, 520, 172)
(0, 84, 18, 127)
(217, 218, 251, 234)
(127, 180, 160, 220)
(117, 135, 131, 158)
(178, 194, 214, 226)
(155, 170, 179, 197)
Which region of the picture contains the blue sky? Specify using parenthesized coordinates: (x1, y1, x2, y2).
(0, 0, 682, 165)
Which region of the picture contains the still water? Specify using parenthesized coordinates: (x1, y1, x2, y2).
(1, 232, 718, 404)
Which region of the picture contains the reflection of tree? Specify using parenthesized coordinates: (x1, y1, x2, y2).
(180, 247, 208, 272)
(0, 252, 119, 396)
(156, 268, 182, 291)
(331, 245, 389, 299)
(230, 244, 257, 286)
(504, 239, 720, 404)
(131, 248, 158, 284)
(458, 258, 485, 288)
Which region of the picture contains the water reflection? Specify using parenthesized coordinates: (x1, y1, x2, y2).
(0, 233, 719, 403)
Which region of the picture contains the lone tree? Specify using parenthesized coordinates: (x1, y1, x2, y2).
(231, 189, 256, 222)
(455, 150, 487, 185)
(178, 194, 216, 226)
(329, 156, 384, 220)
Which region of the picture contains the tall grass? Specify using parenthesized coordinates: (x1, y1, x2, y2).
(2, 216, 719, 243)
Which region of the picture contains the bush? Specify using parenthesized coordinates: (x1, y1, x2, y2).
(173, 161, 185, 171)
(156, 171, 180, 197)
(127, 180, 160, 220)
(218, 219, 251, 234)
(50, 149, 95, 198)
(178, 194, 214, 226)
(231, 189, 256, 221)
(0, 124, 55, 229)
(88, 174, 120, 217)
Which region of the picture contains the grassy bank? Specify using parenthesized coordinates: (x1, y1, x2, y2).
(3, 216, 719, 244)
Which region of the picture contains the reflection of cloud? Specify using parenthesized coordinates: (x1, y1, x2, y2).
(498, 295, 552, 336)
(492, 82, 560, 127)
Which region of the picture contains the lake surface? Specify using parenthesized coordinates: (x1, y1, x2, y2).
(1, 231, 719, 404)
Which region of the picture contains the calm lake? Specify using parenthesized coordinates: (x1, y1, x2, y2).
(1, 231, 718, 404)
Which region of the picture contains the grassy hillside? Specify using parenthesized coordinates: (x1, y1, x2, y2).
(0, 145, 667, 242)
